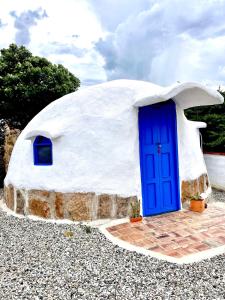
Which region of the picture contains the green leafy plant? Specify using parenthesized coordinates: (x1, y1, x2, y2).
(130, 200, 141, 218)
(191, 193, 203, 201)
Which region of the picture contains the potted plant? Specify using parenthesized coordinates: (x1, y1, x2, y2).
(130, 200, 143, 222)
(190, 193, 207, 213)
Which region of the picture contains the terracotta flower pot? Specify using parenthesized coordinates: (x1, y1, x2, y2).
(190, 199, 206, 213)
(130, 216, 143, 223)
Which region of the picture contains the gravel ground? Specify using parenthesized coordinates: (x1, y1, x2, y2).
(1, 191, 225, 299)
(208, 188, 225, 203)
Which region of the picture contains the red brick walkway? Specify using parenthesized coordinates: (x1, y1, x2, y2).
(107, 206, 225, 258)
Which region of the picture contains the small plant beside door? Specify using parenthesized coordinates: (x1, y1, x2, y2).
(130, 200, 143, 222)
(190, 193, 207, 213)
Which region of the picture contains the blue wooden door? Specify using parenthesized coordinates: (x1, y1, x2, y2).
(139, 100, 180, 216)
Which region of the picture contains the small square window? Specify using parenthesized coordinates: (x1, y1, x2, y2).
(33, 136, 53, 165)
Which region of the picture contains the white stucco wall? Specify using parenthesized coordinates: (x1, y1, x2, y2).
(204, 154, 225, 190)
(176, 105, 207, 182)
(4, 80, 222, 199)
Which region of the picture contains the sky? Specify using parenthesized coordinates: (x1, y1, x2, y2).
(0, 0, 225, 88)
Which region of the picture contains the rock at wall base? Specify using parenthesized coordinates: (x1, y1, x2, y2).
(66, 193, 93, 221)
(4, 184, 14, 211)
(16, 190, 25, 215)
(181, 173, 209, 203)
(55, 193, 64, 219)
(3, 185, 139, 221)
(29, 199, 50, 218)
(97, 194, 113, 219)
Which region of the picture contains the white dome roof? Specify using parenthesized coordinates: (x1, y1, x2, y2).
(23, 79, 222, 140)
(5, 79, 223, 196)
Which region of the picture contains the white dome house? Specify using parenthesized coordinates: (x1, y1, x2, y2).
(4, 80, 223, 220)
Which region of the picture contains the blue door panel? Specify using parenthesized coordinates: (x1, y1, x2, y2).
(146, 183, 157, 209)
(161, 153, 170, 178)
(162, 181, 172, 207)
(139, 100, 180, 216)
(146, 154, 155, 179)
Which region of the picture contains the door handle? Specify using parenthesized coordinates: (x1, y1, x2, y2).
(157, 143, 162, 154)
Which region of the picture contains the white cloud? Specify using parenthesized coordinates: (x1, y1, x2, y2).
(0, 0, 106, 85)
(10, 8, 47, 45)
(1, 0, 225, 87)
(93, 0, 225, 87)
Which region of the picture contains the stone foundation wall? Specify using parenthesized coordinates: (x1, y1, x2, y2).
(4, 185, 138, 221)
(4, 173, 210, 220)
(181, 173, 209, 203)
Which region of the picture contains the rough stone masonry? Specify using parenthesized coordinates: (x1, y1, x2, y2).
(4, 185, 138, 221)
(3, 172, 209, 221)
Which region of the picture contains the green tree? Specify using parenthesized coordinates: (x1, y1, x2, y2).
(0, 44, 80, 129)
(185, 89, 225, 152)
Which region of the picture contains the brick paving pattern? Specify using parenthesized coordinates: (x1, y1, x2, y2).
(107, 206, 225, 258)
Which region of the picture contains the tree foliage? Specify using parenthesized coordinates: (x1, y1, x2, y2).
(0, 44, 80, 129)
(185, 89, 225, 152)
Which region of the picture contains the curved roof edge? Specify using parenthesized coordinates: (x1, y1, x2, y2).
(188, 120, 207, 129)
(134, 82, 224, 109)
(25, 129, 64, 140)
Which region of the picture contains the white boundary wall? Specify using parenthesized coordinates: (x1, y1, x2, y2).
(204, 154, 225, 190)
